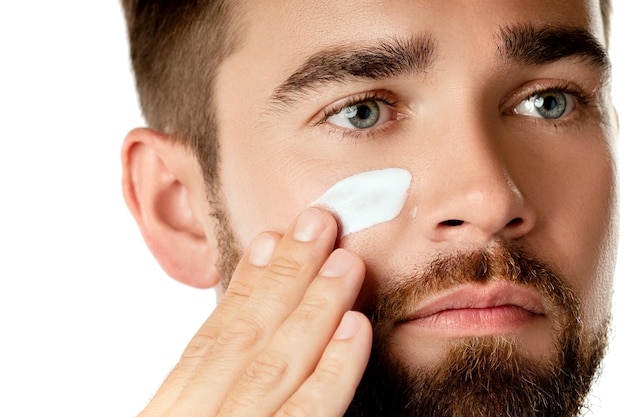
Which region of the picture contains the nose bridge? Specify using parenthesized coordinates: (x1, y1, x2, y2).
(417, 108, 535, 244)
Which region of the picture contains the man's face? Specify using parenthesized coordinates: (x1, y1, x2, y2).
(205, 0, 617, 414)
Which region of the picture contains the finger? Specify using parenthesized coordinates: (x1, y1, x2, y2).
(150, 208, 340, 415)
(136, 233, 279, 415)
(217, 249, 366, 416)
(220, 207, 339, 321)
(276, 311, 372, 417)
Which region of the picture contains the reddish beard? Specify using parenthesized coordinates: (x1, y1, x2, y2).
(346, 243, 608, 417)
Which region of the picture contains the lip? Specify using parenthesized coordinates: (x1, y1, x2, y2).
(399, 282, 547, 333)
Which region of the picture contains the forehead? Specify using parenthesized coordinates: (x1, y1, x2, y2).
(240, 1, 602, 52)
(220, 0, 604, 99)
(238, 0, 602, 38)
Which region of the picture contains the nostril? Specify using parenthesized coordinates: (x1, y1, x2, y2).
(441, 219, 464, 226)
(507, 217, 523, 227)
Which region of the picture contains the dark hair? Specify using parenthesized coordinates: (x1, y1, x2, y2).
(121, 0, 612, 192)
(121, 0, 242, 192)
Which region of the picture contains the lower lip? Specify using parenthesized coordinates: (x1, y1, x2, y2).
(403, 305, 541, 334)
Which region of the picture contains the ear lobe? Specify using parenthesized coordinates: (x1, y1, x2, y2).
(122, 128, 220, 288)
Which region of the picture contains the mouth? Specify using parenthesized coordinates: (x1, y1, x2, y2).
(398, 282, 548, 335)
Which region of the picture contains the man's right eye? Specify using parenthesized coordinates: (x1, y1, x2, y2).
(327, 100, 386, 129)
(319, 90, 403, 135)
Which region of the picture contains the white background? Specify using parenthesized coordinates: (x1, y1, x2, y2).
(0, 2, 624, 416)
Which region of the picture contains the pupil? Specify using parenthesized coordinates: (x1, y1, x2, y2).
(533, 92, 566, 119)
(356, 105, 371, 120)
(345, 100, 379, 128)
(543, 96, 557, 111)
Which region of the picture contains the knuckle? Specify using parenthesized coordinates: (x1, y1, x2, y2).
(315, 357, 345, 381)
(243, 350, 290, 387)
(181, 331, 215, 360)
(290, 294, 330, 326)
(300, 294, 330, 313)
(224, 279, 255, 300)
(265, 254, 304, 279)
(214, 317, 266, 352)
(277, 398, 316, 417)
(219, 394, 258, 414)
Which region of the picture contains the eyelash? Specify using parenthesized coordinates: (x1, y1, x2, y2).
(320, 91, 400, 120)
(523, 83, 590, 105)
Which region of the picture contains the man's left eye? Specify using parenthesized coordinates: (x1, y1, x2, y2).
(514, 91, 575, 119)
(327, 100, 392, 129)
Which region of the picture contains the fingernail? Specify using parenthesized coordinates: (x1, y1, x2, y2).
(248, 233, 276, 266)
(293, 208, 326, 242)
(334, 311, 361, 340)
(320, 249, 355, 277)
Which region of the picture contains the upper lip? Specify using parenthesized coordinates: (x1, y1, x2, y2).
(401, 281, 547, 323)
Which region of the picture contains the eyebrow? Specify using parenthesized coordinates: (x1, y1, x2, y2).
(497, 23, 610, 71)
(267, 34, 436, 109)
(266, 24, 609, 111)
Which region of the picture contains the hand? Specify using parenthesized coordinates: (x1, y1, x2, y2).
(138, 207, 373, 417)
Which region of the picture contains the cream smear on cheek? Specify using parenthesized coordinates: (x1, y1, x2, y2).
(312, 168, 412, 237)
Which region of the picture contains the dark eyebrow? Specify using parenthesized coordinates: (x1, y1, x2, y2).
(268, 34, 436, 109)
(497, 23, 610, 72)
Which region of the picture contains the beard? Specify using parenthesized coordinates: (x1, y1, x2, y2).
(212, 204, 609, 417)
(345, 244, 609, 417)
(346, 327, 607, 417)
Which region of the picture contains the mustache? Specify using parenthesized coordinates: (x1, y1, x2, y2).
(368, 242, 579, 327)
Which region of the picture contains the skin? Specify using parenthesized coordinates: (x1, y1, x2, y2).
(122, 0, 618, 415)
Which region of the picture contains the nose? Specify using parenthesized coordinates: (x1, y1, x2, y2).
(416, 117, 536, 245)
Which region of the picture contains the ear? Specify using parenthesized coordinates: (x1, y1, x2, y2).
(121, 128, 220, 288)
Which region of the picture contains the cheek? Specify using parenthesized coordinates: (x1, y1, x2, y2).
(535, 150, 617, 330)
(569, 173, 617, 330)
(218, 136, 349, 246)
(219, 156, 309, 246)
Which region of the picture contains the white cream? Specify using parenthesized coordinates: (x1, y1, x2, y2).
(312, 168, 412, 237)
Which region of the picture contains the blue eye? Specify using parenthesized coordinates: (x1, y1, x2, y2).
(327, 99, 392, 129)
(514, 90, 574, 119)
